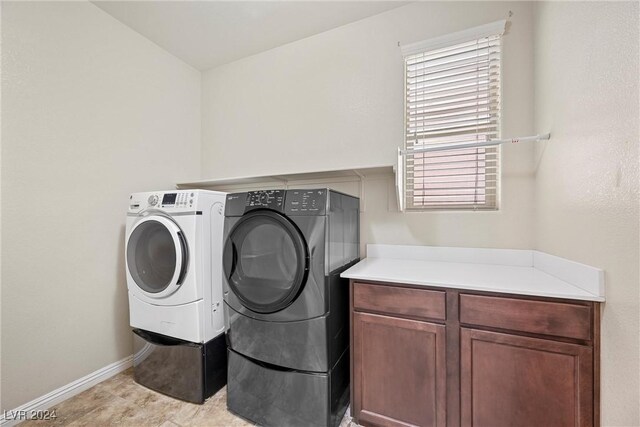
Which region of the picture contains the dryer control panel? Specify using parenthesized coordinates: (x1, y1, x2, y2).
(224, 189, 331, 216)
(246, 190, 285, 210)
(224, 190, 284, 215)
(284, 189, 327, 215)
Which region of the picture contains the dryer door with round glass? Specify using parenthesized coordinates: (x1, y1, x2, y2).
(223, 210, 309, 314)
(126, 215, 188, 298)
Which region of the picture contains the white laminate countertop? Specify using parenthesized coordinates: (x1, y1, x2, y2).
(341, 245, 605, 302)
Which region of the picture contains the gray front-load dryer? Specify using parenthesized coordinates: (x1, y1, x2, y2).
(222, 189, 359, 427)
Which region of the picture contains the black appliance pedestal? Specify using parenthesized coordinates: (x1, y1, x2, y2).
(132, 329, 227, 404)
(227, 348, 349, 427)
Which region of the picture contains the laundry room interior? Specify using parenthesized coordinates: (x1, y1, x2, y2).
(1, 1, 638, 427)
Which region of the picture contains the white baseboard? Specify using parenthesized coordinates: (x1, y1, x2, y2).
(133, 342, 154, 365)
(0, 355, 133, 427)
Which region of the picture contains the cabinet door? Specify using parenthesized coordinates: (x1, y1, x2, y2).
(461, 328, 593, 427)
(353, 312, 446, 427)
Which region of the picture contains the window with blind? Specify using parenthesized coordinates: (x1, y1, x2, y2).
(402, 22, 505, 211)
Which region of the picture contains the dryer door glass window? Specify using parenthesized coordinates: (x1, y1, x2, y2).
(224, 210, 308, 313)
(127, 220, 181, 293)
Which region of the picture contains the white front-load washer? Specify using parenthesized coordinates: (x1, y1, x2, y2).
(125, 189, 227, 403)
(126, 189, 226, 343)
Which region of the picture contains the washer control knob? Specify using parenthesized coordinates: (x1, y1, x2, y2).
(148, 195, 159, 206)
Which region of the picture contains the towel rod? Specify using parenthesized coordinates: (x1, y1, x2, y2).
(400, 133, 550, 155)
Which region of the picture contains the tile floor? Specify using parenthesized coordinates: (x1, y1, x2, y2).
(18, 369, 356, 427)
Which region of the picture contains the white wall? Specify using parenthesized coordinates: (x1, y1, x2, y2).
(1, 1, 201, 411)
(201, 1, 536, 250)
(533, 2, 639, 425)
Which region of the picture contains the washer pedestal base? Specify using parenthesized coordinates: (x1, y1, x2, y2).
(133, 329, 227, 404)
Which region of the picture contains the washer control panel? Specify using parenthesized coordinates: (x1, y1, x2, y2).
(129, 191, 196, 211)
(161, 191, 195, 208)
(284, 189, 327, 215)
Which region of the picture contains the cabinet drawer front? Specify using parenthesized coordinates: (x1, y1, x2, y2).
(353, 282, 446, 321)
(460, 294, 592, 340)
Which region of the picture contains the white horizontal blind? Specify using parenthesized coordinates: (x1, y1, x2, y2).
(404, 33, 502, 210)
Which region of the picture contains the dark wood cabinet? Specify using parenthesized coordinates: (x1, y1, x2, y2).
(460, 328, 594, 427)
(353, 282, 446, 322)
(459, 294, 593, 340)
(352, 312, 446, 427)
(350, 280, 601, 427)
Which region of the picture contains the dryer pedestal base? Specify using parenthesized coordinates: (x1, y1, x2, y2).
(133, 329, 227, 404)
(227, 348, 349, 427)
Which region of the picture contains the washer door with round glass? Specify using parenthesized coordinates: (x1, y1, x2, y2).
(126, 215, 188, 298)
(223, 210, 309, 314)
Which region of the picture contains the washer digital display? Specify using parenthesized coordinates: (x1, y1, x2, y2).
(162, 193, 177, 205)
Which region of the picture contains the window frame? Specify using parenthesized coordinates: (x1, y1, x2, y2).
(400, 20, 506, 212)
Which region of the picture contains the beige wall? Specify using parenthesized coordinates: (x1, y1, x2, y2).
(0, 0, 4, 410)
(1, 2, 201, 410)
(0, 3, 4, 410)
(201, 1, 536, 249)
(3, 1, 637, 421)
(202, 3, 640, 423)
(533, 2, 639, 425)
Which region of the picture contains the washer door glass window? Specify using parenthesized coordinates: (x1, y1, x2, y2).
(224, 210, 308, 313)
(127, 217, 188, 295)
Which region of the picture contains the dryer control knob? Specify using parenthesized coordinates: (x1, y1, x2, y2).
(148, 195, 159, 206)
